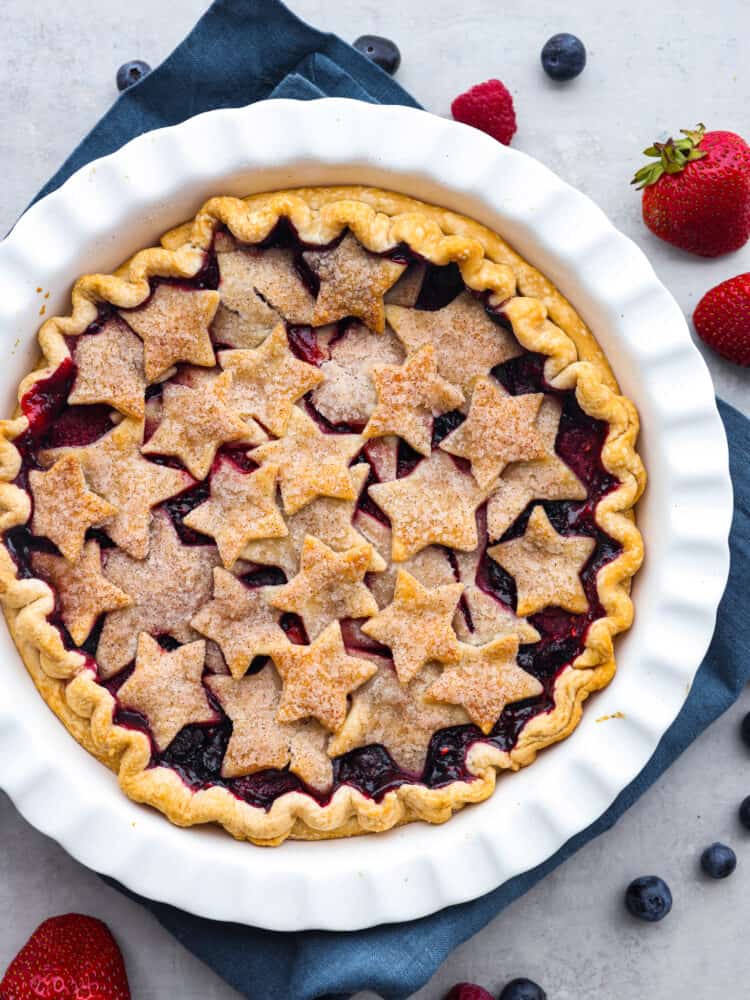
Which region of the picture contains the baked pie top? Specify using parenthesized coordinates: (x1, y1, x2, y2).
(0, 186, 644, 846)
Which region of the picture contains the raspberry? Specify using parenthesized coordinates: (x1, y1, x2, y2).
(445, 984, 496, 1000)
(451, 79, 517, 146)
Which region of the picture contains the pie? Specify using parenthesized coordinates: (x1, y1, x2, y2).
(0, 186, 645, 846)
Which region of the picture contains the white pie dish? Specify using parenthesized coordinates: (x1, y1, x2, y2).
(0, 98, 731, 930)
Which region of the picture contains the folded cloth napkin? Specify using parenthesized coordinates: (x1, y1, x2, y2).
(27, 1, 748, 997)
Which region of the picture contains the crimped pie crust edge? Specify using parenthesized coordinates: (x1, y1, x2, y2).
(0, 186, 645, 845)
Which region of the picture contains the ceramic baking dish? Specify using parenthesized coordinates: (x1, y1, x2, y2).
(0, 99, 732, 930)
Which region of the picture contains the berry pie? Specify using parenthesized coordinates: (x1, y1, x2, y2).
(0, 187, 645, 845)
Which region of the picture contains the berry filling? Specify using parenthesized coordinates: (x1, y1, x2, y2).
(153, 252, 221, 293)
(19, 356, 77, 439)
(287, 325, 325, 366)
(162, 481, 212, 545)
(416, 261, 465, 311)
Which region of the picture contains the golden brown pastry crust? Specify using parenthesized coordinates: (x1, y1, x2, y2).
(0, 186, 645, 845)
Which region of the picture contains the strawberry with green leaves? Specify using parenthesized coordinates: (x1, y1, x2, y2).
(632, 124, 750, 257)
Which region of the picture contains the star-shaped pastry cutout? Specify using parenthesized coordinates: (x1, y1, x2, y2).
(368, 451, 486, 561)
(191, 567, 287, 679)
(218, 324, 323, 436)
(183, 460, 286, 569)
(218, 247, 315, 332)
(488, 505, 595, 616)
(206, 666, 332, 789)
(29, 454, 117, 563)
(142, 371, 262, 480)
(328, 660, 470, 774)
(117, 634, 217, 752)
(43, 418, 189, 560)
(440, 377, 545, 487)
(302, 233, 405, 333)
(69, 316, 147, 418)
(120, 283, 219, 381)
(311, 322, 405, 427)
(386, 292, 521, 394)
(361, 569, 463, 683)
(97, 512, 219, 677)
(250, 407, 362, 515)
(486, 397, 587, 539)
(241, 463, 385, 575)
(426, 636, 543, 734)
(270, 620, 377, 732)
(363, 345, 464, 456)
(31, 541, 132, 646)
(270, 535, 378, 640)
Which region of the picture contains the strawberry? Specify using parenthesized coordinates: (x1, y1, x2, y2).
(632, 124, 750, 257)
(0, 913, 130, 1000)
(693, 272, 750, 366)
(445, 984, 496, 1000)
(451, 79, 517, 146)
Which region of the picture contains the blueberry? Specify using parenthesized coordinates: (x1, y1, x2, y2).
(624, 876, 673, 922)
(353, 35, 401, 75)
(499, 979, 547, 1000)
(740, 710, 750, 748)
(701, 842, 737, 879)
(541, 33, 587, 81)
(739, 796, 750, 830)
(116, 60, 152, 93)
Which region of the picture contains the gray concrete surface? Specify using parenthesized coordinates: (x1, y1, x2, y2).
(1, 1, 749, 997)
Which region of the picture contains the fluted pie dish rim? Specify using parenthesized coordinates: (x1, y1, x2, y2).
(0, 99, 731, 930)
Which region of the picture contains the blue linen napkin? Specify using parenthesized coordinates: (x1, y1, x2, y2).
(28, 1, 749, 997)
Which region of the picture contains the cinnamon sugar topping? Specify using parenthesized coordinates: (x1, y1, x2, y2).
(206, 667, 332, 788)
(218, 324, 323, 437)
(216, 247, 315, 348)
(69, 316, 147, 418)
(191, 568, 286, 679)
(32, 541, 132, 646)
(241, 463, 385, 575)
(251, 407, 362, 515)
(270, 535, 378, 640)
(303, 233, 405, 333)
(30, 455, 116, 563)
(121, 283, 219, 381)
(183, 461, 286, 569)
(362, 569, 463, 683)
(118, 635, 216, 751)
(271, 621, 377, 732)
(439, 376, 545, 487)
(142, 371, 262, 480)
(329, 660, 470, 773)
(364, 345, 464, 456)
(486, 397, 586, 540)
(44, 418, 189, 560)
(369, 451, 486, 561)
(386, 292, 521, 394)
(97, 513, 219, 677)
(488, 505, 595, 616)
(427, 636, 543, 734)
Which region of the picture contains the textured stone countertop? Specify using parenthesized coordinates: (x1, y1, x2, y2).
(1, 1, 749, 998)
